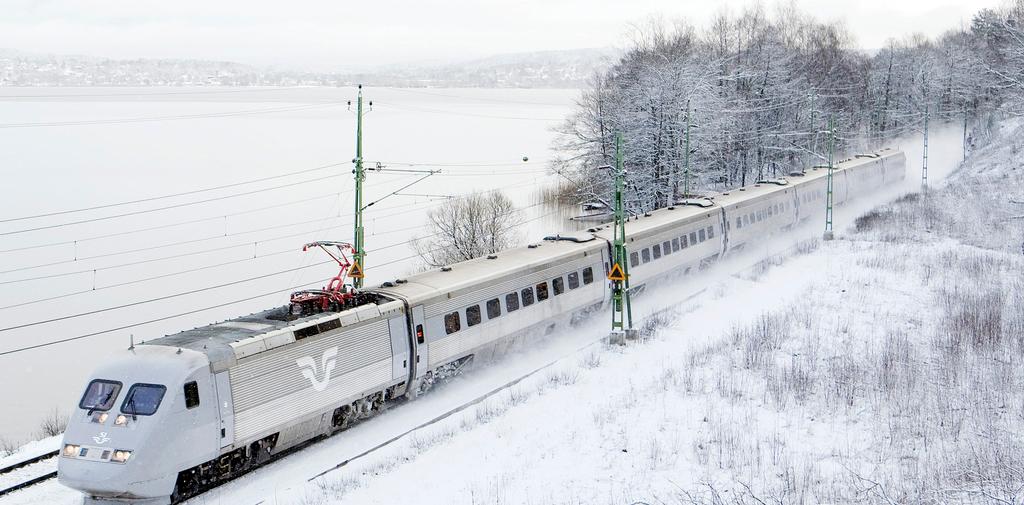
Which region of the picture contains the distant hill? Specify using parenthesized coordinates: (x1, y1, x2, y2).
(354, 48, 617, 88)
(0, 48, 615, 88)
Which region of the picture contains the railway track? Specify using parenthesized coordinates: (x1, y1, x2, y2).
(0, 450, 59, 498)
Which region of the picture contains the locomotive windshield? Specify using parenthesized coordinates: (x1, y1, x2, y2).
(78, 379, 122, 412)
(120, 383, 167, 416)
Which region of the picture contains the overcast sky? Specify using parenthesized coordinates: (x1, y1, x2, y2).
(0, 0, 1003, 70)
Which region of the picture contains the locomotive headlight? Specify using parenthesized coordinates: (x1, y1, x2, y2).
(63, 444, 80, 457)
(91, 412, 108, 424)
(114, 414, 128, 426)
(110, 450, 132, 463)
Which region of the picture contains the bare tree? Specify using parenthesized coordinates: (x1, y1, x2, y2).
(413, 191, 523, 268)
(38, 408, 68, 437)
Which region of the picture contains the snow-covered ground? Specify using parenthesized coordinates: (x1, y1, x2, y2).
(5, 118, 1012, 504)
(268, 122, 1019, 505)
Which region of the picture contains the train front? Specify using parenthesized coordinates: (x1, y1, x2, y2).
(58, 345, 216, 505)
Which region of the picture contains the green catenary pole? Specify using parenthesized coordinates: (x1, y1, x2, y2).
(611, 133, 634, 337)
(683, 99, 692, 199)
(353, 84, 366, 288)
(823, 115, 835, 241)
(808, 93, 817, 173)
(922, 104, 929, 192)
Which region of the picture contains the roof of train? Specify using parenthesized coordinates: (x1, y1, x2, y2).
(143, 306, 338, 368)
(371, 231, 601, 303)
(141, 148, 901, 366)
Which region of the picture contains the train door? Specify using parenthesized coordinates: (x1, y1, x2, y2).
(411, 305, 428, 378)
(213, 371, 235, 449)
(387, 315, 410, 382)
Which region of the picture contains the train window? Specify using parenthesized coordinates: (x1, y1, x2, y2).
(536, 282, 549, 301)
(707, 226, 714, 239)
(681, 235, 688, 248)
(487, 298, 501, 319)
(184, 381, 200, 410)
(768, 205, 773, 216)
(79, 379, 122, 412)
(663, 241, 672, 255)
(699, 229, 706, 242)
(641, 249, 651, 263)
(749, 213, 754, 223)
(689, 232, 697, 244)
(582, 267, 594, 284)
(467, 305, 482, 327)
(506, 292, 520, 312)
(444, 311, 461, 334)
(672, 238, 680, 252)
(121, 384, 167, 417)
(567, 272, 580, 290)
(552, 277, 564, 296)
(736, 217, 742, 229)
(652, 244, 661, 259)
(629, 251, 639, 268)
(521, 287, 535, 307)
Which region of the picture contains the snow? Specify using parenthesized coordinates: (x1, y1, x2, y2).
(270, 119, 1015, 505)
(0, 436, 59, 470)
(5, 118, 1009, 504)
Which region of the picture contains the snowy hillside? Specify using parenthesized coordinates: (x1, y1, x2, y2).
(265, 123, 1022, 504)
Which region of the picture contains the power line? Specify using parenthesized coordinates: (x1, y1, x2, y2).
(0, 191, 346, 255)
(0, 163, 549, 253)
(0, 279, 326, 357)
(0, 186, 455, 279)
(0, 222, 425, 311)
(0, 208, 563, 357)
(0, 173, 346, 237)
(0, 175, 547, 278)
(0, 161, 347, 225)
(0, 246, 434, 356)
(0, 259, 336, 333)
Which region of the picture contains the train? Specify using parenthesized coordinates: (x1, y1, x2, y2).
(58, 148, 906, 504)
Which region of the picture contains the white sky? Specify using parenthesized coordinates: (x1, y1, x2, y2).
(0, 0, 1003, 70)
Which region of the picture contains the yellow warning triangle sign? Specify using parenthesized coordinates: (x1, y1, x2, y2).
(607, 262, 626, 281)
(348, 260, 365, 279)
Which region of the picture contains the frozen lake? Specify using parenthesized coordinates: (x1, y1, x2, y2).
(0, 87, 581, 443)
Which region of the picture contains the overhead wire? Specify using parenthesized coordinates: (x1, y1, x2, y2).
(0, 207, 564, 357)
(0, 172, 347, 237)
(0, 158, 552, 252)
(0, 161, 347, 225)
(0, 174, 552, 279)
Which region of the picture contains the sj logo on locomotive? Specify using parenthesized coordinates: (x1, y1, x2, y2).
(296, 347, 338, 392)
